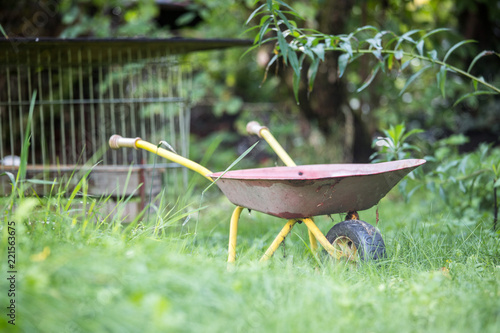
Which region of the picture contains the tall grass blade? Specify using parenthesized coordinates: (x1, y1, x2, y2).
(64, 163, 98, 212)
(202, 141, 259, 195)
(1, 172, 16, 188)
(14, 91, 37, 198)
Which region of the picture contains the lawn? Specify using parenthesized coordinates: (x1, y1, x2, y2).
(1, 179, 499, 332)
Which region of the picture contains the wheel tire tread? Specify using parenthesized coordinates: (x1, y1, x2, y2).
(325, 220, 386, 261)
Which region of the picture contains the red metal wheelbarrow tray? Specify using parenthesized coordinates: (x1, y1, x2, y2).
(209, 159, 426, 219)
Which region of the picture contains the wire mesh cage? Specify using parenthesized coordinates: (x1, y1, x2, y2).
(0, 38, 197, 205)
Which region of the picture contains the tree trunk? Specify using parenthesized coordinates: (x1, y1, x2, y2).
(291, 0, 373, 162)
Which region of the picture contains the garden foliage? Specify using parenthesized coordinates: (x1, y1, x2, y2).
(246, 0, 499, 103)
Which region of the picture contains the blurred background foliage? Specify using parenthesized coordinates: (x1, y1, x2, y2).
(2, 0, 498, 161)
(1, 0, 499, 225)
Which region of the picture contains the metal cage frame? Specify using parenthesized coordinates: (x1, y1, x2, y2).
(0, 38, 251, 205)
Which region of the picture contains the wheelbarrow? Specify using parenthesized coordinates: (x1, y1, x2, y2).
(109, 121, 425, 262)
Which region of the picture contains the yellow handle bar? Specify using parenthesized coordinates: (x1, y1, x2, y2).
(109, 135, 213, 181)
(247, 121, 319, 254)
(246, 121, 296, 167)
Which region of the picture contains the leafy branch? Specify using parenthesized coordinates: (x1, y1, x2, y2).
(246, 0, 500, 103)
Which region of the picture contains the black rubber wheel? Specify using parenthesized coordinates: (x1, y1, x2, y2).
(325, 220, 386, 261)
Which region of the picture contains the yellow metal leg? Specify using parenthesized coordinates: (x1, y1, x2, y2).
(302, 218, 341, 260)
(257, 128, 319, 254)
(227, 206, 244, 263)
(308, 231, 319, 253)
(260, 219, 298, 262)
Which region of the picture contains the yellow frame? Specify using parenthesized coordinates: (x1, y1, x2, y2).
(250, 125, 319, 256)
(109, 130, 340, 263)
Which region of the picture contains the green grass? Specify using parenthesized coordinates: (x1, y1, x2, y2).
(3, 93, 498, 332)
(1, 179, 499, 333)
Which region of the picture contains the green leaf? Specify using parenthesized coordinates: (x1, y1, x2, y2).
(366, 37, 382, 50)
(452, 90, 497, 107)
(458, 179, 467, 193)
(372, 49, 383, 61)
(494, 178, 500, 188)
(416, 40, 424, 56)
(293, 70, 300, 104)
(403, 29, 422, 42)
(256, 36, 278, 45)
(246, 3, 265, 25)
(428, 50, 438, 61)
(289, 29, 300, 38)
(436, 66, 447, 98)
(338, 53, 349, 78)
(257, 19, 271, 44)
(391, 123, 405, 144)
(266, 0, 272, 11)
(260, 15, 271, 25)
(277, 30, 288, 63)
(276, 9, 294, 31)
(357, 62, 381, 93)
(384, 35, 400, 50)
(308, 57, 320, 93)
(395, 29, 421, 49)
(241, 24, 261, 37)
(0, 24, 7, 38)
(394, 49, 403, 60)
(240, 44, 260, 59)
(275, 0, 297, 12)
(260, 54, 278, 85)
(339, 38, 353, 57)
(467, 50, 495, 73)
(401, 143, 421, 153)
(439, 184, 447, 203)
(1, 172, 16, 187)
(354, 25, 379, 34)
(443, 39, 476, 63)
(288, 49, 300, 77)
(399, 65, 431, 96)
(387, 54, 394, 70)
(280, 10, 304, 20)
(401, 60, 411, 71)
(402, 128, 425, 142)
(176, 12, 197, 26)
(421, 28, 451, 40)
(311, 43, 325, 61)
(301, 45, 315, 60)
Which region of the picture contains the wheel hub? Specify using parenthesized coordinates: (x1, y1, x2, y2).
(332, 236, 358, 261)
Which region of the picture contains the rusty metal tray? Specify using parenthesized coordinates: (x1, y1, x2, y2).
(209, 159, 426, 219)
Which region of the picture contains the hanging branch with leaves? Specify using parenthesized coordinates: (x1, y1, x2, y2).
(245, 0, 500, 104)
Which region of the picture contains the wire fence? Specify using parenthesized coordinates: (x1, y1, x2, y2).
(0, 41, 191, 201)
